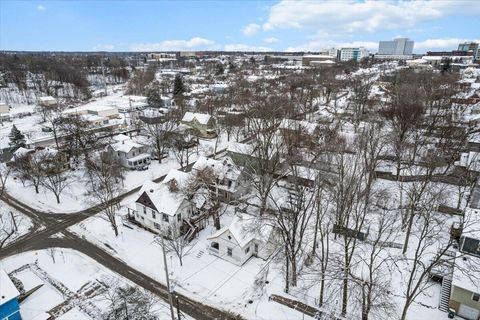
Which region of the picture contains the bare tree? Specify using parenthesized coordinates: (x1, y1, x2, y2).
(13, 150, 45, 194)
(172, 132, 196, 169)
(350, 191, 399, 320)
(267, 164, 316, 291)
(0, 210, 19, 249)
(145, 117, 177, 163)
(329, 142, 370, 316)
(160, 222, 190, 266)
(0, 162, 11, 198)
(41, 165, 71, 204)
(99, 277, 160, 320)
(398, 185, 454, 320)
(85, 154, 125, 236)
(184, 167, 221, 229)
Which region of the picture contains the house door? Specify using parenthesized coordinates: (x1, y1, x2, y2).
(458, 304, 480, 320)
(254, 243, 259, 254)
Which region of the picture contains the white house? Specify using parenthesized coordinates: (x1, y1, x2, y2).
(132, 169, 197, 236)
(181, 112, 216, 137)
(37, 96, 57, 107)
(207, 215, 276, 266)
(0, 102, 9, 115)
(63, 104, 119, 119)
(192, 156, 247, 202)
(106, 135, 150, 169)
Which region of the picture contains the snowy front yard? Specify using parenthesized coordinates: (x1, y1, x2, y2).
(69, 204, 316, 320)
(0, 249, 192, 320)
(0, 203, 33, 247)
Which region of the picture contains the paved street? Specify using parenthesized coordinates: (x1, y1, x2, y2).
(0, 160, 240, 320)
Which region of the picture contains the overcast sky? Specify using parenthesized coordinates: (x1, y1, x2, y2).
(1, 0, 479, 53)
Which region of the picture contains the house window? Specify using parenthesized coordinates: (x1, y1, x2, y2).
(154, 222, 161, 230)
(211, 242, 219, 250)
(227, 248, 233, 257)
(228, 180, 232, 188)
(473, 293, 480, 302)
(177, 213, 181, 222)
(152, 211, 156, 219)
(163, 214, 169, 222)
(245, 247, 250, 254)
(136, 214, 139, 218)
(143, 206, 146, 214)
(254, 243, 259, 253)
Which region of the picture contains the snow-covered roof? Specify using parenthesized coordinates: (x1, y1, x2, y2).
(207, 215, 273, 248)
(290, 165, 318, 180)
(14, 147, 33, 157)
(163, 168, 190, 186)
(279, 119, 318, 135)
(0, 269, 20, 304)
(463, 208, 480, 239)
(112, 134, 130, 142)
(311, 60, 336, 65)
(192, 156, 242, 182)
(303, 54, 334, 59)
(30, 313, 52, 320)
(182, 112, 211, 125)
(128, 153, 150, 162)
(38, 96, 56, 102)
(452, 251, 480, 293)
(110, 139, 142, 153)
(227, 142, 254, 155)
(137, 181, 184, 216)
(81, 114, 106, 122)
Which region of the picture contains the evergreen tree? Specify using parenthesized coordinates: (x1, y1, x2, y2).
(215, 63, 225, 75)
(146, 86, 164, 108)
(173, 74, 186, 96)
(9, 125, 26, 152)
(441, 58, 452, 74)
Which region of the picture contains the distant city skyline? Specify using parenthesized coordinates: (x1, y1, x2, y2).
(0, 0, 479, 52)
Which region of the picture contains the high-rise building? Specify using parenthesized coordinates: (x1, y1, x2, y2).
(378, 38, 414, 55)
(339, 47, 369, 61)
(458, 42, 479, 60)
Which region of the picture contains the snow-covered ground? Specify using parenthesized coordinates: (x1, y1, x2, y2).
(70, 204, 316, 320)
(0, 203, 33, 246)
(0, 249, 192, 320)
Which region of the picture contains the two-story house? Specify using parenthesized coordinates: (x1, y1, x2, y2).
(131, 169, 206, 238)
(105, 135, 151, 169)
(13, 147, 70, 174)
(181, 112, 216, 138)
(192, 156, 247, 202)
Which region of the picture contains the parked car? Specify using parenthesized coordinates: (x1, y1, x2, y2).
(136, 165, 149, 171)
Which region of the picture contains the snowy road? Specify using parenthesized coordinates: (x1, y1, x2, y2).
(0, 147, 242, 320)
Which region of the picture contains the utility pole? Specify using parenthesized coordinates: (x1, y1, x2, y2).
(175, 294, 181, 320)
(161, 236, 176, 320)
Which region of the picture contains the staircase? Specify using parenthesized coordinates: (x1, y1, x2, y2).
(196, 250, 204, 258)
(184, 219, 198, 242)
(439, 275, 452, 312)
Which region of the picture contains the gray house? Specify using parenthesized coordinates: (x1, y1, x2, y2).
(106, 135, 151, 169)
